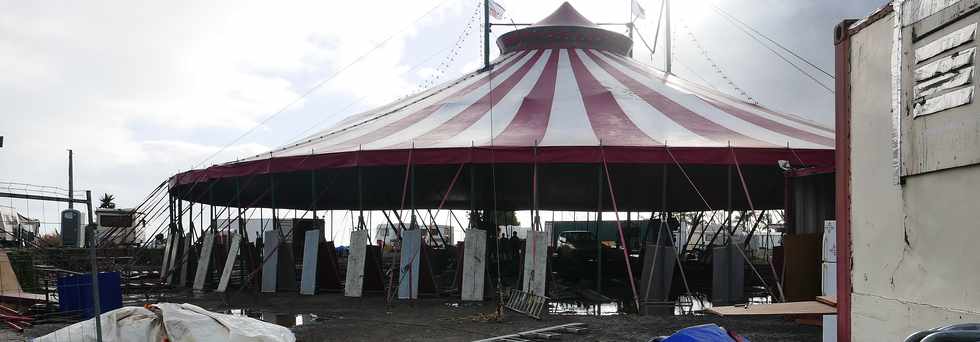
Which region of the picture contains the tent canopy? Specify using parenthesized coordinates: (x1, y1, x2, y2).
(170, 2, 833, 211)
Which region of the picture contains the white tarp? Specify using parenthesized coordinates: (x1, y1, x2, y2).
(35, 303, 295, 342)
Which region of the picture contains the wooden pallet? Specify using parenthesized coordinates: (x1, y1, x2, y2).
(504, 288, 548, 320)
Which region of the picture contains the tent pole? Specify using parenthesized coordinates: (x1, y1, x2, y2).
(600, 148, 641, 312)
(483, 0, 490, 70)
(664, 0, 672, 74)
(595, 162, 604, 293)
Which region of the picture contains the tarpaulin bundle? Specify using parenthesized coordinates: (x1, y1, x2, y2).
(35, 303, 295, 342)
(649, 323, 750, 342)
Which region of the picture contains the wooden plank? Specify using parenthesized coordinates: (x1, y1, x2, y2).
(399, 229, 422, 299)
(300, 230, 320, 295)
(816, 295, 838, 307)
(707, 301, 836, 316)
(344, 230, 368, 297)
(216, 233, 241, 292)
(193, 231, 215, 290)
(261, 230, 279, 293)
(522, 231, 548, 297)
(0, 250, 23, 293)
(462, 231, 486, 301)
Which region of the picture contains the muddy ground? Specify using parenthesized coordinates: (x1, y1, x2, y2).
(7, 290, 820, 341)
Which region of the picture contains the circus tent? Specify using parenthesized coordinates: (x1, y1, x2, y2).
(170, 2, 834, 212)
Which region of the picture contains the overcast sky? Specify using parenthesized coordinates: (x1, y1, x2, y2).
(0, 0, 882, 237)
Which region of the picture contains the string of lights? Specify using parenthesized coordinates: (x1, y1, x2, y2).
(678, 21, 758, 105)
(415, 0, 482, 93)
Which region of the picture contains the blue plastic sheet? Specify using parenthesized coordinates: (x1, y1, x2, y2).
(661, 324, 749, 342)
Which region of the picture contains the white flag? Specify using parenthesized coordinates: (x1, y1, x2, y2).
(489, 0, 506, 20)
(631, 0, 646, 19)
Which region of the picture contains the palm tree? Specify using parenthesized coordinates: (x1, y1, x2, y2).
(99, 193, 116, 209)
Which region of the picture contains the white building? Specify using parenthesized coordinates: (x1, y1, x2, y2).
(837, 2, 980, 339)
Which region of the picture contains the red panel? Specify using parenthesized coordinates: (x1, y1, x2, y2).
(493, 49, 561, 146)
(584, 49, 772, 147)
(834, 19, 856, 342)
(399, 50, 546, 148)
(319, 51, 530, 152)
(171, 146, 835, 186)
(568, 49, 659, 146)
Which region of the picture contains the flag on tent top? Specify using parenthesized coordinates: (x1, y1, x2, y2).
(632, 0, 646, 19)
(489, 0, 506, 20)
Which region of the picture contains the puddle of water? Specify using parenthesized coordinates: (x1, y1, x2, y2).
(225, 309, 318, 328)
(673, 294, 772, 315)
(549, 301, 624, 316)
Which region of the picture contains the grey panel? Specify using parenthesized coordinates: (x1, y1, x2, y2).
(639, 244, 676, 302)
(522, 231, 548, 297)
(712, 244, 745, 305)
(300, 230, 321, 295)
(261, 230, 279, 293)
(398, 230, 421, 300)
(193, 231, 215, 290)
(903, 11, 980, 176)
(216, 233, 241, 293)
(344, 230, 368, 297)
(160, 230, 174, 280)
(461, 231, 486, 301)
(178, 236, 192, 287)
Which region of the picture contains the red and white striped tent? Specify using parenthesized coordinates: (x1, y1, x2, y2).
(171, 2, 834, 211)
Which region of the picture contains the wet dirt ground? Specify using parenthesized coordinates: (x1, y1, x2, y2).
(8, 290, 821, 341)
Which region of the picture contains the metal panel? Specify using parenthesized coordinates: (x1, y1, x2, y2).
(344, 230, 368, 297)
(711, 244, 744, 305)
(216, 233, 241, 292)
(522, 231, 548, 297)
(913, 47, 974, 80)
(193, 231, 215, 290)
(177, 236, 192, 287)
(261, 230, 279, 293)
(915, 23, 975, 62)
(639, 244, 675, 302)
(398, 229, 422, 300)
(167, 235, 183, 285)
(160, 230, 174, 280)
(903, 10, 980, 175)
(300, 230, 320, 295)
(903, 0, 962, 24)
(461, 231, 486, 301)
(914, 66, 974, 98)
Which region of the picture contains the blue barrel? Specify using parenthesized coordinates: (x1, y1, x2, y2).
(56, 272, 122, 318)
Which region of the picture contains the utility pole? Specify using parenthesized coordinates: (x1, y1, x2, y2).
(85, 190, 103, 342)
(483, 0, 491, 70)
(664, 0, 672, 74)
(68, 150, 74, 209)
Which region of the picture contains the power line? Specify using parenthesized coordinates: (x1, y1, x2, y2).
(708, 4, 834, 94)
(710, 3, 833, 79)
(193, 0, 455, 168)
(277, 3, 483, 152)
